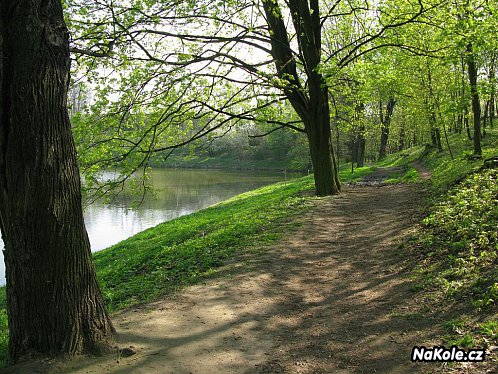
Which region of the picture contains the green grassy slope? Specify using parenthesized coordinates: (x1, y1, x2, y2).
(406, 132, 498, 351)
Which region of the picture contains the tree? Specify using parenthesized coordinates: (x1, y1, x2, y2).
(261, 0, 341, 195)
(0, 0, 115, 360)
(65, 0, 428, 197)
(444, 0, 498, 155)
(465, 42, 482, 155)
(378, 97, 397, 159)
(320, 0, 497, 163)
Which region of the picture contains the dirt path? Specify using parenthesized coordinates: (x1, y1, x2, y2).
(5, 171, 489, 373)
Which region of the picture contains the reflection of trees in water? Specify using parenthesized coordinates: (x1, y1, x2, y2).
(102, 169, 295, 209)
(84, 169, 294, 246)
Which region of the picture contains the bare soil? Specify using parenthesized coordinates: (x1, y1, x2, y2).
(4, 168, 495, 373)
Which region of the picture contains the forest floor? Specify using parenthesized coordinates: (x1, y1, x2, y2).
(5, 168, 494, 374)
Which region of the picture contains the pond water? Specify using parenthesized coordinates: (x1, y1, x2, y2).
(0, 168, 299, 285)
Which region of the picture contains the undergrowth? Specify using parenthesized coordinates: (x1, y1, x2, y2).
(408, 131, 498, 355)
(422, 169, 498, 305)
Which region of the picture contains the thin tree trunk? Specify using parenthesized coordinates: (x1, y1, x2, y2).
(460, 55, 473, 140)
(426, 64, 442, 152)
(464, 109, 472, 140)
(356, 126, 366, 168)
(0, 0, 115, 360)
(431, 118, 443, 152)
(398, 122, 406, 152)
(489, 55, 495, 128)
(490, 95, 495, 129)
(355, 102, 366, 167)
(466, 43, 482, 155)
(432, 82, 453, 159)
(491, 96, 495, 128)
(483, 101, 489, 138)
(378, 98, 396, 159)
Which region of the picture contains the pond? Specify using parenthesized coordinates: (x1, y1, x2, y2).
(0, 168, 300, 286)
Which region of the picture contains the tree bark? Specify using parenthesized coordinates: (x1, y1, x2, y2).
(483, 101, 489, 138)
(398, 122, 406, 152)
(262, 0, 340, 196)
(305, 113, 340, 195)
(464, 109, 472, 140)
(378, 98, 396, 159)
(355, 103, 366, 167)
(491, 95, 495, 129)
(457, 114, 463, 134)
(489, 59, 495, 128)
(460, 55, 473, 140)
(466, 43, 482, 155)
(356, 126, 366, 168)
(426, 63, 443, 152)
(0, 0, 115, 360)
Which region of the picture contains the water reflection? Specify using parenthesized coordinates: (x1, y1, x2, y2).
(0, 168, 298, 285)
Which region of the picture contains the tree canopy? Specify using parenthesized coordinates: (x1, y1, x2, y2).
(64, 0, 471, 197)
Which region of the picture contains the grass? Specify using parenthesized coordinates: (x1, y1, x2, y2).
(93, 165, 378, 311)
(376, 144, 427, 168)
(92, 166, 374, 312)
(383, 166, 420, 183)
(405, 130, 498, 353)
(338, 164, 376, 181)
(0, 178, 312, 364)
(0, 291, 6, 366)
(416, 167, 498, 350)
(362, 144, 427, 184)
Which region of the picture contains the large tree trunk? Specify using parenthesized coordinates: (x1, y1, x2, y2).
(305, 109, 340, 196)
(0, 0, 115, 360)
(262, 0, 340, 196)
(466, 43, 482, 155)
